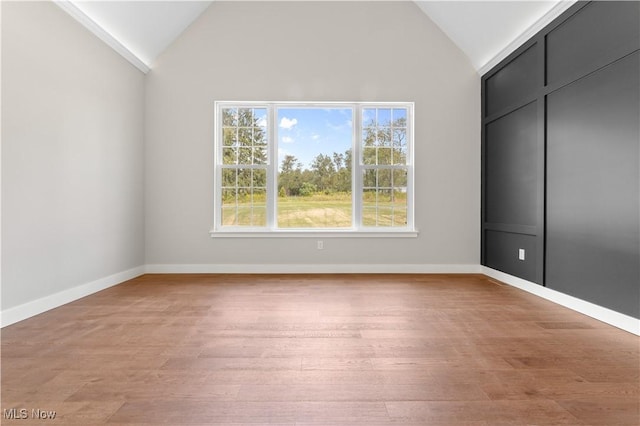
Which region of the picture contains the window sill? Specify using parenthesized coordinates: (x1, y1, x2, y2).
(209, 229, 419, 238)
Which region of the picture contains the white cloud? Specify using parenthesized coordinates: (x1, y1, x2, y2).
(311, 134, 320, 141)
(279, 117, 298, 130)
(282, 136, 294, 144)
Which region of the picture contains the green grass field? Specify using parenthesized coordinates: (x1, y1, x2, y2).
(222, 192, 407, 228)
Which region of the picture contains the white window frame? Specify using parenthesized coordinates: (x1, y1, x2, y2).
(212, 101, 417, 238)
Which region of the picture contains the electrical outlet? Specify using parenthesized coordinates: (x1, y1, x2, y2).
(317, 241, 324, 250)
(518, 249, 525, 261)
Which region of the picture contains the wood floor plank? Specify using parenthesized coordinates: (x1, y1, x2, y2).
(1, 273, 638, 425)
(385, 400, 582, 424)
(557, 397, 640, 426)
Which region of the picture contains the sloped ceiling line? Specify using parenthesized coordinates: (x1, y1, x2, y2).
(477, 0, 577, 74)
(56, 1, 576, 76)
(54, 0, 150, 73)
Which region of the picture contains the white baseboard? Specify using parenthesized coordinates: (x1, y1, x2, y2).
(4, 264, 637, 337)
(482, 267, 640, 336)
(0, 266, 145, 328)
(144, 263, 484, 274)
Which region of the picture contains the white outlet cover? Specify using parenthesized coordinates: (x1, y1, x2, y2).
(518, 249, 526, 261)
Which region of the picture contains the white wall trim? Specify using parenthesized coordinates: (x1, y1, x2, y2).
(0, 266, 145, 328)
(145, 264, 483, 274)
(210, 230, 419, 238)
(478, 0, 577, 76)
(53, 0, 150, 74)
(483, 267, 640, 336)
(4, 263, 636, 336)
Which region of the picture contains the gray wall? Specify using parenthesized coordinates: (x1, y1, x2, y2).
(545, 2, 639, 319)
(145, 1, 480, 267)
(482, 1, 640, 318)
(1, 1, 146, 310)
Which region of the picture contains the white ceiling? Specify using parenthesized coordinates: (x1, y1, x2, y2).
(416, 1, 568, 71)
(70, 1, 212, 66)
(58, 1, 575, 74)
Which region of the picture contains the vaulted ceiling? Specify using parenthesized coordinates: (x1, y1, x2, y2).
(56, 1, 576, 75)
(415, 1, 574, 71)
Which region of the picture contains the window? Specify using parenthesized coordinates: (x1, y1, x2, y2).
(362, 107, 409, 227)
(219, 107, 268, 227)
(213, 102, 415, 236)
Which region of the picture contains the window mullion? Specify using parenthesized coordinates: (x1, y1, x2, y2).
(353, 105, 362, 230)
(407, 106, 414, 229)
(214, 104, 222, 230)
(267, 105, 277, 230)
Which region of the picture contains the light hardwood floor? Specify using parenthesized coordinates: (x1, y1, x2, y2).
(1, 274, 638, 425)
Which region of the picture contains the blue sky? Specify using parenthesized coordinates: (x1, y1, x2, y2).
(277, 108, 353, 170)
